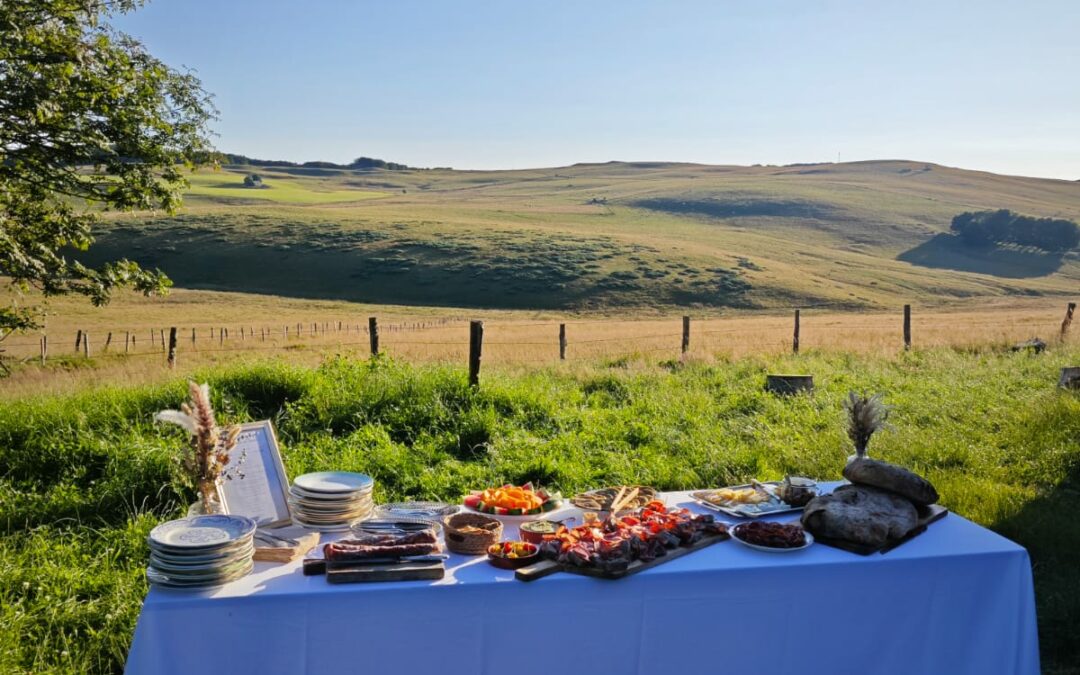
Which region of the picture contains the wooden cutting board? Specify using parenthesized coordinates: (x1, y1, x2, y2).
(813, 504, 948, 555)
(515, 531, 730, 582)
(325, 560, 445, 584)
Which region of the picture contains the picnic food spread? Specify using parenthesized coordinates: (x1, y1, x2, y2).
(536, 500, 729, 575)
(463, 483, 562, 516)
(145, 398, 950, 589)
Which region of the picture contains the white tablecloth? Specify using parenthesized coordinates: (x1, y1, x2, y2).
(126, 489, 1040, 675)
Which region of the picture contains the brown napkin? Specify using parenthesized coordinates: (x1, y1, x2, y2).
(253, 526, 320, 563)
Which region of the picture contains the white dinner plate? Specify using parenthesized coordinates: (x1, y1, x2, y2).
(149, 555, 252, 576)
(150, 542, 255, 566)
(146, 560, 254, 588)
(730, 523, 814, 553)
(288, 484, 372, 501)
(149, 515, 257, 550)
(292, 472, 373, 494)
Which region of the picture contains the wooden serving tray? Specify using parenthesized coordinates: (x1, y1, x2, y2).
(813, 504, 948, 556)
(514, 531, 730, 582)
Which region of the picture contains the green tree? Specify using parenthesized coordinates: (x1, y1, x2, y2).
(0, 0, 215, 340)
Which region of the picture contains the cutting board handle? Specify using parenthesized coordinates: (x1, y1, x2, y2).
(515, 559, 561, 582)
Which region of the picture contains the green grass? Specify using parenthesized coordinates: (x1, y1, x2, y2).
(77, 160, 1080, 311)
(183, 170, 387, 204)
(2, 348, 1079, 672)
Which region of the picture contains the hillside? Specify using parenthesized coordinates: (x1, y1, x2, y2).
(79, 160, 1080, 311)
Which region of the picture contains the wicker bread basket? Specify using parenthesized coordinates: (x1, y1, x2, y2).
(442, 512, 502, 555)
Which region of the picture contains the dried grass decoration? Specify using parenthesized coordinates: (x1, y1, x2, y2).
(844, 392, 890, 462)
(156, 381, 245, 513)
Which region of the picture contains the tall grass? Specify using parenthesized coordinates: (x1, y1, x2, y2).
(1, 348, 1078, 672)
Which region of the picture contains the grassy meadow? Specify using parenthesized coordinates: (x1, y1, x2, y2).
(1, 347, 1079, 673)
(1, 286, 1075, 399)
(71, 161, 1080, 311)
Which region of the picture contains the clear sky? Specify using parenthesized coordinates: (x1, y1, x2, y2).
(114, 0, 1080, 179)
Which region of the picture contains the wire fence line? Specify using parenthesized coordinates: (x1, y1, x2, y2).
(0, 303, 1075, 378)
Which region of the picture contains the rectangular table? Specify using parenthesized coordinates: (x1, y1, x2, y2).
(126, 488, 1040, 675)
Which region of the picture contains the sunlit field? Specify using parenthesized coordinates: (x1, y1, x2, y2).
(1, 287, 1074, 399)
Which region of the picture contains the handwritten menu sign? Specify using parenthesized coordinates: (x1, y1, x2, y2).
(220, 421, 292, 527)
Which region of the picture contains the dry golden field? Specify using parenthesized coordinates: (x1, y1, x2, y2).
(1, 287, 1075, 399)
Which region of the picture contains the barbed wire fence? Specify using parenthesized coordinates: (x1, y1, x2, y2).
(0, 302, 1076, 385)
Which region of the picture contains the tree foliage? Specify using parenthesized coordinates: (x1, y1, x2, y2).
(950, 209, 1080, 252)
(0, 0, 216, 336)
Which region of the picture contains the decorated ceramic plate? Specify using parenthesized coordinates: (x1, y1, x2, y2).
(374, 502, 459, 521)
(149, 515, 257, 550)
(146, 560, 254, 588)
(292, 472, 373, 494)
(150, 541, 255, 566)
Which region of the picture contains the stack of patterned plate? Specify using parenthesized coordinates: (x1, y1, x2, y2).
(147, 515, 256, 589)
(289, 471, 374, 531)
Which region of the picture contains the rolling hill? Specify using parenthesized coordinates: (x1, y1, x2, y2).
(79, 160, 1080, 311)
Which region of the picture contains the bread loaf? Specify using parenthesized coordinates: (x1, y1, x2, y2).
(801, 484, 918, 548)
(842, 458, 939, 506)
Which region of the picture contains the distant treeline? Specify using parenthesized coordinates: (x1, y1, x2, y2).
(950, 209, 1079, 252)
(215, 153, 434, 171)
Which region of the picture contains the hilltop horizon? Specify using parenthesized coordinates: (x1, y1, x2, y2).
(220, 153, 1079, 183)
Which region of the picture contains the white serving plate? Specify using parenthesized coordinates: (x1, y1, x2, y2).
(149, 515, 257, 550)
(730, 523, 814, 553)
(292, 472, 373, 494)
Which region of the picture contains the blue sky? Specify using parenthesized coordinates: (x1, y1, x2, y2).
(114, 1, 1080, 179)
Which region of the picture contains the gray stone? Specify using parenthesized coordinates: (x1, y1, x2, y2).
(842, 458, 939, 506)
(801, 484, 919, 549)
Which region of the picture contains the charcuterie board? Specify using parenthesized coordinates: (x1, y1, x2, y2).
(514, 530, 729, 582)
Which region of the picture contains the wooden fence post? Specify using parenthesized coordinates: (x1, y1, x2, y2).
(1061, 302, 1076, 340)
(82, 332, 90, 358)
(192, 328, 196, 344)
(559, 323, 567, 360)
(793, 309, 800, 354)
(368, 317, 379, 355)
(104, 332, 113, 352)
(219, 329, 224, 345)
(903, 304, 912, 351)
(75, 329, 82, 352)
(125, 331, 130, 354)
(160, 329, 166, 351)
(469, 320, 483, 387)
(167, 327, 177, 369)
(40, 335, 47, 365)
(681, 316, 690, 354)
(241, 326, 245, 341)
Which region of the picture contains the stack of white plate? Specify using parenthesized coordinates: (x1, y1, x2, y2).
(147, 514, 256, 589)
(289, 471, 374, 531)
